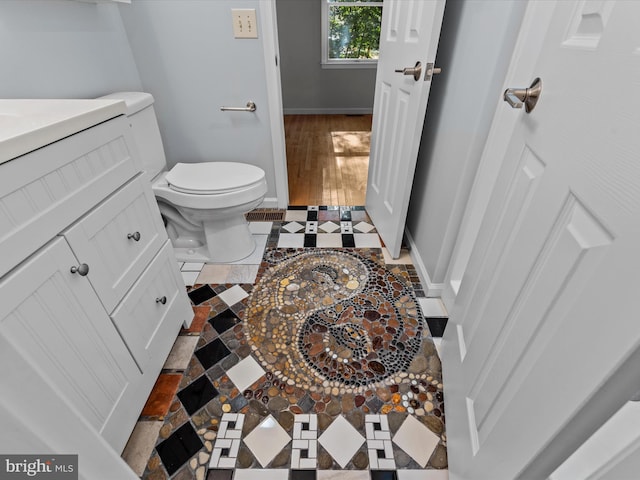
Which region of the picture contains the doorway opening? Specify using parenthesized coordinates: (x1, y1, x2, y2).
(285, 114, 372, 206)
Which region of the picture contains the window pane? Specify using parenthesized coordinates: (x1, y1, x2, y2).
(328, 5, 382, 60)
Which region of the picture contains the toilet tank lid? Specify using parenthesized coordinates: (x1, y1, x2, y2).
(98, 92, 154, 115)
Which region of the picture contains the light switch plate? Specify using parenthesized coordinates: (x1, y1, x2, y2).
(231, 8, 258, 39)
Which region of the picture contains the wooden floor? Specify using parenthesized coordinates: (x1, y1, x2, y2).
(285, 114, 372, 206)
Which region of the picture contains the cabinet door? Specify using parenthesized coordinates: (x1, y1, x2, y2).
(64, 177, 167, 313)
(0, 238, 140, 442)
(111, 241, 193, 372)
(0, 116, 137, 278)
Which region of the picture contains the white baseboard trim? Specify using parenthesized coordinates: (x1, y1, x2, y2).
(405, 228, 444, 298)
(260, 197, 279, 209)
(283, 107, 373, 115)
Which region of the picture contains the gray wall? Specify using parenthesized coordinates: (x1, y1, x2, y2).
(276, 0, 376, 114)
(0, 0, 141, 98)
(406, 0, 527, 290)
(119, 0, 278, 201)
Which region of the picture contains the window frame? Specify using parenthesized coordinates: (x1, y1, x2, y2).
(321, 0, 382, 69)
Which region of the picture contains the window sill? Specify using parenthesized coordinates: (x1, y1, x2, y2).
(321, 62, 378, 70)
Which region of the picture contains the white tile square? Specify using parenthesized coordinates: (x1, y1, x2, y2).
(163, 336, 199, 370)
(317, 471, 370, 480)
(277, 233, 305, 248)
(397, 471, 449, 480)
(419, 297, 448, 317)
(319, 221, 340, 233)
(229, 235, 268, 265)
(293, 439, 309, 449)
(249, 222, 273, 234)
(217, 285, 249, 307)
(285, 210, 309, 222)
(432, 337, 442, 357)
(316, 233, 344, 248)
(308, 205, 319, 211)
(354, 233, 382, 248)
(243, 415, 291, 467)
(318, 415, 365, 468)
(353, 221, 375, 233)
(283, 221, 305, 233)
(121, 421, 163, 476)
(381, 247, 413, 265)
(378, 457, 396, 469)
(182, 262, 204, 272)
(233, 470, 289, 480)
(181, 271, 199, 286)
(196, 264, 259, 284)
(305, 221, 318, 233)
(393, 415, 441, 467)
(300, 458, 316, 469)
(226, 356, 265, 392)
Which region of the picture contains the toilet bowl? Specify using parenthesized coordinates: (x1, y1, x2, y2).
(100, 92, 267, 263)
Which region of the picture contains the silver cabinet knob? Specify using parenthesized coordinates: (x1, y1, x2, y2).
(70, 263, 89, 276)
(127, 231, 141, 242)
(504, 77, 542, 113)
(156, 296, 167, 305)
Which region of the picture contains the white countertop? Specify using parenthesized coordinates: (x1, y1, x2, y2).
(0, 99, 126, 164)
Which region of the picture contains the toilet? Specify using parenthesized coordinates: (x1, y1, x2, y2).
(101, 92, 267, 263)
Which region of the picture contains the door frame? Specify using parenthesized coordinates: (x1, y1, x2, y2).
(260, 1, 289, 209)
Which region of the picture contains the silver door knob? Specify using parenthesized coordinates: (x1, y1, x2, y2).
(70, 263, 89, 276)
(395, 61, 422, 81)
(504, 77, 542, 113)
(127, 231, 141, 242)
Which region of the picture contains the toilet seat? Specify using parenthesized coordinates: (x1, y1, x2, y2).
(166, 162, 265, 195)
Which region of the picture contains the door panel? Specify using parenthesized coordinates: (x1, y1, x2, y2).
(0, 238, 140, 434)
(442, 1, 640, 478)
(366, 0, 446, 258)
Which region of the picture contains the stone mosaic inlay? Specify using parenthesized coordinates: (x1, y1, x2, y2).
(245, 250, 424, 392)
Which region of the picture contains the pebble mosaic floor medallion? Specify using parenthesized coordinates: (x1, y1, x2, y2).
(245, 250, 427, 394)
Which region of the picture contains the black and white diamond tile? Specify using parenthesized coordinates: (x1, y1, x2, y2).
(277, 207, 380, 250)
(243, 414, 291, 467)
(226, 355, 265, 392)
(366, 415, 395, 470)
(319, 221, 340, 233)
(210, 413, 244, 468)
(318, 415, 365, 468)
(392, 415, 440, 468)
(291, 414, 318, 469)
(283, 221, 306, 233)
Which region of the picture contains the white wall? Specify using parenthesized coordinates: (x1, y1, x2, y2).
(0, 0, 141, 98)
(118, 0, 278, 202)
(406, 0, 527, 294)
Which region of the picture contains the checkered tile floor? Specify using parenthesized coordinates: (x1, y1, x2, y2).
(278, 206, 381, 249)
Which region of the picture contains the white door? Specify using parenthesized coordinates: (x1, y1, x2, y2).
(441, 1, 640, 478)
(366, 0, 445, 258)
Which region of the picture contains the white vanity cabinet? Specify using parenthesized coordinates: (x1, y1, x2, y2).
(0, 108, 192, 456)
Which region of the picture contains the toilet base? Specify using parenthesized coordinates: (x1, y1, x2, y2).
(203, 214, 256, 263)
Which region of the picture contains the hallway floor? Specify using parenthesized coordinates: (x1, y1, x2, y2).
(122, 207, 448, 480)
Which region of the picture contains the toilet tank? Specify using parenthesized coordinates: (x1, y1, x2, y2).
(99, 92, 167, 179)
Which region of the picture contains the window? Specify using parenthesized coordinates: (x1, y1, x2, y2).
(321, 0, 383, 68)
